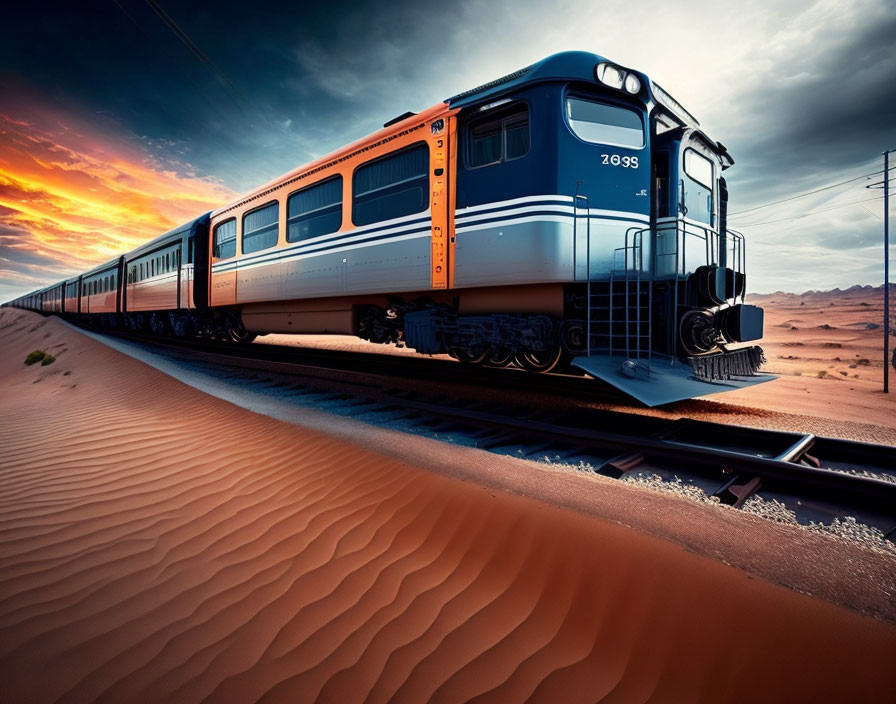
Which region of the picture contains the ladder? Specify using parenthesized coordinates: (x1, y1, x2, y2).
(576, 191, 652, 368)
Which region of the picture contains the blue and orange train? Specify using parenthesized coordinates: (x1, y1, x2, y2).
(5, 51, 771, 405)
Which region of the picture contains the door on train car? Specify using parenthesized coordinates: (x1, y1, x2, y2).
(210, 218, 237, 306)
(653, 126, 723, 279)
(652, 124, 680, 280)
(427, 115, 455, 290)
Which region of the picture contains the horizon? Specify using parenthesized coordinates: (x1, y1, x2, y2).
(1, 0, 894, 300)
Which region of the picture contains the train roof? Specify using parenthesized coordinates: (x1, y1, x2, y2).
(447, 51, 613, 106)
(124, 212, 210, 261)
(211, 102, 449, 219)
(447, 51, 703, 129)
(82, 257, 122, 278)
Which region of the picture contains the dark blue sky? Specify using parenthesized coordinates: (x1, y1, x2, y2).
(1, 0, 895, 294)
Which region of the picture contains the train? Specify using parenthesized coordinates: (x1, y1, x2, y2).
(4, 51, 772, 406)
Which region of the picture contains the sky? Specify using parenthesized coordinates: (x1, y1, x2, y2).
(0, 0, 894, 300)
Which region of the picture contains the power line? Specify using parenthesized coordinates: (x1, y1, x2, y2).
(729, 169, 892, 216)
(735, 195, 884, 228)
(142, 0, 246, 104)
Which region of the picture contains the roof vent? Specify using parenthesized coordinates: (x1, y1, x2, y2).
(447, 64, 533, 103)
(383, 111, 416, 128)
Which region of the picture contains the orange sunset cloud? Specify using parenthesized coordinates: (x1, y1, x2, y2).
(0, 101, 236, 299)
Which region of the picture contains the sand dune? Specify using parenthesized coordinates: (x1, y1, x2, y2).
(1, 308, 895, 703)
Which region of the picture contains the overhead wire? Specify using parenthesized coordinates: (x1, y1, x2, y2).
(141, 0, 243, 100)
(734, 195, 884, 228)
(729, 167, 893, 217)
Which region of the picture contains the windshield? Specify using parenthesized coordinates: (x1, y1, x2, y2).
(566, 97, 644, 149)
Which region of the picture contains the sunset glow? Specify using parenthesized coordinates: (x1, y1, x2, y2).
(0, 101, 235, 297)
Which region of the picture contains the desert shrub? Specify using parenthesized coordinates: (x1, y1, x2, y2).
(40, 355, 56, 366)
(24, 350, 46, 365)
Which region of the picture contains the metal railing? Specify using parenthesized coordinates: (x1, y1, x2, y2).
(583, 217, 746, 371)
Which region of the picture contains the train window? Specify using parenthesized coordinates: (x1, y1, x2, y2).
(565, 97, 644, 149)
(111, 273, 115, 289)
(352, 143, 429, 226)
(466, 103, 530, 168)
(242, 202, 279, 254)
(287, 176, 343, 243)
(214, 219, 237, 259)
(682, 148, 714, 225)
(684, 149, 713, 189)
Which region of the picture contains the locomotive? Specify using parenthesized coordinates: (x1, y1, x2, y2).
(5, 51, 771, 406)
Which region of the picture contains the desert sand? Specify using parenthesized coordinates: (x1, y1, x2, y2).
(1, 307, 896, 703)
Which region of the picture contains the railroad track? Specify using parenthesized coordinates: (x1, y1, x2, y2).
(76, 322, 896, 542)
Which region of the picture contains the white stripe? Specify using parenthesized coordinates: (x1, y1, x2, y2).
(456, 212, 650, 233)
(456, 194, 574, 216)
(212, 210, 433, 271)
(456, 214, 573, 233)
(586, 208, 650, 223)
(220, 232, 431, 273)
(458, 204, 575, 225)
(286, 208, 432, 248)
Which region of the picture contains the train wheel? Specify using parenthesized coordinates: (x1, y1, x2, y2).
(451, 344, 488, 364)
(514, 344, 566, 373)
(149, 313, 168, 336)
(486, 344, 515, 367)
(227, 315, 257, 343)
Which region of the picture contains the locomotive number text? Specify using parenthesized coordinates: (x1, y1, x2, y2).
(600, 154, 639, 168)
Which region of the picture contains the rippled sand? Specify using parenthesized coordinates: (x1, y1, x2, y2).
(1, 308, 895, 703)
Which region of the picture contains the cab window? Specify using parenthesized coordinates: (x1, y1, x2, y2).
(566, 97, 644, 149)
(682, 148, 715, 226)
(466, 103, 530, 168)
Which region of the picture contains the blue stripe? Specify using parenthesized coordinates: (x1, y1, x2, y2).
(455, 209, 648, 230)
(454, 199, 573, 221)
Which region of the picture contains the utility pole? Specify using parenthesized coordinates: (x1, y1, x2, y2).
(885, 149, 892, 393)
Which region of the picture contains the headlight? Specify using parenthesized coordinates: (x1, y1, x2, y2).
(624, 73, 641, 94)
(595, 62, 625, 89)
